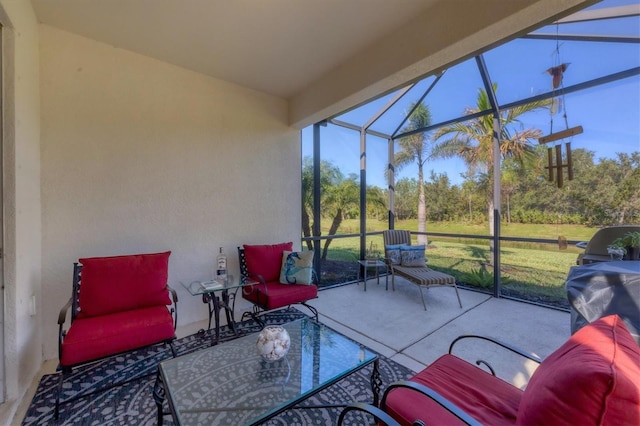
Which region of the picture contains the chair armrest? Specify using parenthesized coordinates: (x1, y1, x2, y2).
(338, 402, 400, 426)
(58, 297, 73, 326)
(167, 285, 178, 303)
(382, 381, 482, 426)
(166, 285, 178, 330)
(242, 273, 269, 296)
(385, 260, 399, 272)
(58, 297, 72, 360)
(449, 335, 543, 364)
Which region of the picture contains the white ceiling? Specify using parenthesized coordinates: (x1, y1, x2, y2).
(31, 0, 438, 99)
(30, 0, 593, 127)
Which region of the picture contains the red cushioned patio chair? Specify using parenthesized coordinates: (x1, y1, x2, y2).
(238, 242, 318, 325)
(56, 251, 178, 419)
(338, 315, 640, 425)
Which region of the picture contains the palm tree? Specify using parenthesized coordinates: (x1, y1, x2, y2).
(395, 102, 433, 245)
(432, 85, 549, 239)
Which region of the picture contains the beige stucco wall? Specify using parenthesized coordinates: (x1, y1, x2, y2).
(0, 0, 42, 411)
(39, 25, 300, 360)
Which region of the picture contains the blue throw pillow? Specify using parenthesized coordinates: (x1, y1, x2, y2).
(400, 245, 427, 267)
(279, 250, 315, 284)
(385, 244, 403, 265)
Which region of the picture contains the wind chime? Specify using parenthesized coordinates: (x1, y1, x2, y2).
(538, 28, 583, 188)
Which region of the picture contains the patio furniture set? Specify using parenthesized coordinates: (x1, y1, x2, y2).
(55, 239, 640, 424)
(54, 243, 351, 424)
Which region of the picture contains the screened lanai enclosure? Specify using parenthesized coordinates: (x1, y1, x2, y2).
(301, 0, 639, 309)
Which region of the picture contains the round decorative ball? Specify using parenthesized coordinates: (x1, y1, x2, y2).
(256, 325, 291, 361)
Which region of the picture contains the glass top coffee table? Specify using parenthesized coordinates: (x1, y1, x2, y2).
(154, 317, 380, 425)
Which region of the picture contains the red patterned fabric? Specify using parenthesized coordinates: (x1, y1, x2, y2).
(60, 305, 175, 367)
(517, 315, 640, 425)
(243, 242, 293, 282)
(243, 280, 317, 310)
(78, 251, 171, 317)
(386, 354, 521, 425)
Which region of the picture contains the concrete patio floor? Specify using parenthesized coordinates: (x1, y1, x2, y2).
(308, 276, 571, 389)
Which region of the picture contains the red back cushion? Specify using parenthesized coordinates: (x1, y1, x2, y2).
(243, 242, 293, 282)
(78, 251, 172, 317)
(517, 315, 640, 425)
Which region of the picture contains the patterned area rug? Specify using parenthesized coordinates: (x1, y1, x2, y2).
(22, 308, 415, 425)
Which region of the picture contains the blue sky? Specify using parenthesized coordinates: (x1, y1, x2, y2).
(302, 0, 639, 188)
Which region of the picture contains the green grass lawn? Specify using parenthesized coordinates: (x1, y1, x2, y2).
(315, 219, 596, 309)
(382, 219, 597, 241)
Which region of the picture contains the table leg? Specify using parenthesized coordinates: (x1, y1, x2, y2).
(221, 289, 237, 335)
(212, 293, 221, 344)
(202, 293, 214, 331)
(364, 266, 368, 292)
(370, 358, 382, 407)
(385, 267, 389, 291)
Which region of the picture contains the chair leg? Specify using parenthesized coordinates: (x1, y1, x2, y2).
(418, 286, 428, 311)
(55, 368, 68, 419)
(301, 302, 319, 322)
(453, 284, 463, 308)
(167, 340, 177, 358)
(241, 309, 265, 328)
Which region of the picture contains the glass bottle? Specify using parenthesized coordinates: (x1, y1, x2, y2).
(216, 247, 227, 282)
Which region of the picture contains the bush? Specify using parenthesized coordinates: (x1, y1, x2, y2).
(460, 266, 513, 289)
(460, 267, 494, 288)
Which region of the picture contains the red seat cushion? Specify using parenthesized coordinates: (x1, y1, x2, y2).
(61, 305, 175, 367)
(517, 315, 640, 425)
(78, 251, 171, 317)
(243, 242, 293, 282)
(243, 280, 317, 310)
(386, 354, 522, 425)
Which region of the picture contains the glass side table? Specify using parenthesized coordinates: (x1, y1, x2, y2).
(357, 259, 389, 291)
(181, 275, 257, 344)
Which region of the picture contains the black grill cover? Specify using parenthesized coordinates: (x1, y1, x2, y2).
(566, 261, 640, 344)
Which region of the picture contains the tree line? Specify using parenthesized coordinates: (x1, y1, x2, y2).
(303, 148, 639, 244)
(393, 148, 639, 226)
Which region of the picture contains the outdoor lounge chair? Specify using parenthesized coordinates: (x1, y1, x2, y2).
(383, 230, 462, 310)
(338, 314, 640, 425)
(238, 242, 318, 325)
(56, 251, 178, 418)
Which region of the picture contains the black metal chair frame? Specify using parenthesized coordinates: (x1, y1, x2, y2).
(238, 247, 319, 326)
(338, 335, 542, 426)
(55, 262, 179, 419)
